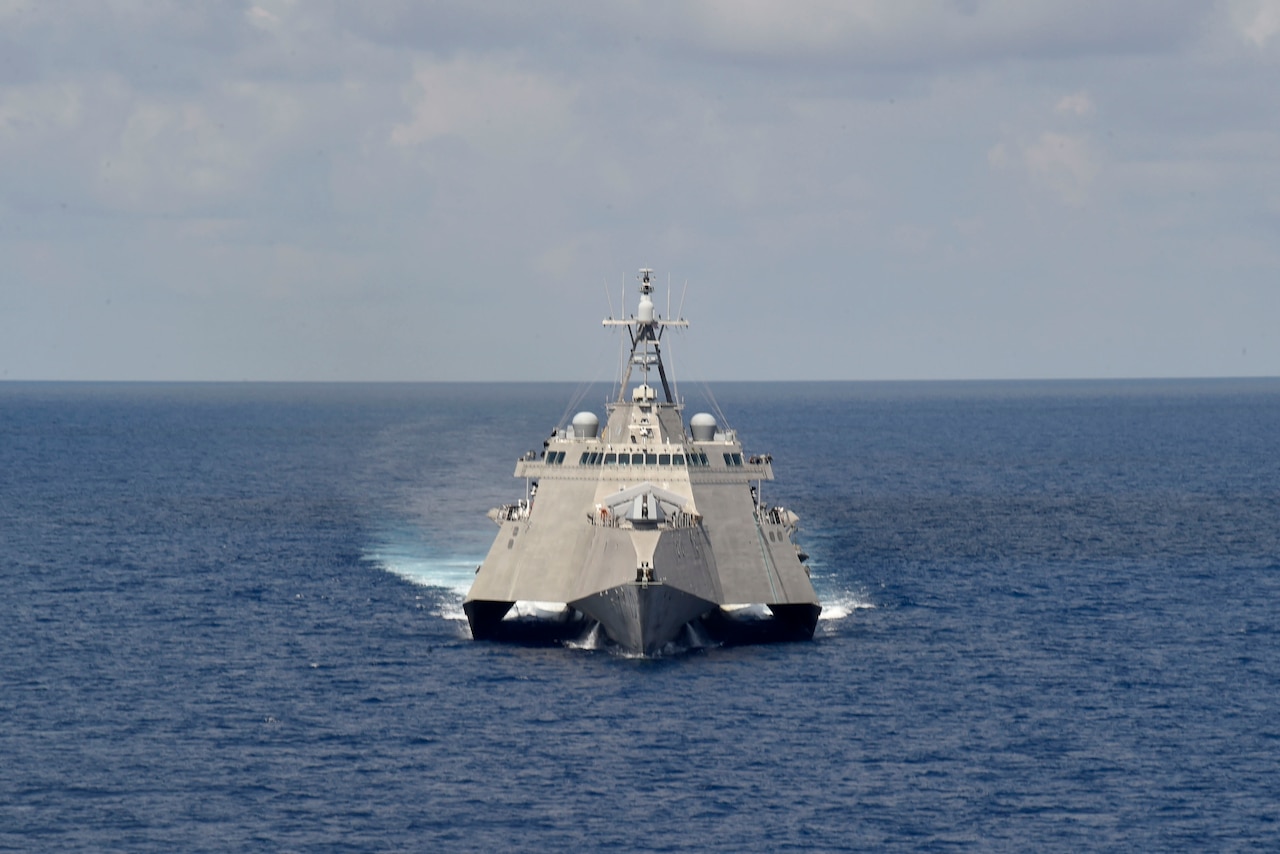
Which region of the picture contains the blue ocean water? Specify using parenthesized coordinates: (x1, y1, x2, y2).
(2, 379, 1278, 851)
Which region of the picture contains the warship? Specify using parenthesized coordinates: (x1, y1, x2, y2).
(463, 269, 821, 654)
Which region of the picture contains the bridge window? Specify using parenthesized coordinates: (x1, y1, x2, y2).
(645, 453, 657, 465)
(604, 453, 617, 465)
(672, 454, 685, 466)
(658, 454, 671, 465)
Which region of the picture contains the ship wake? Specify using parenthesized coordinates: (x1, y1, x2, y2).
(361, 531, 480, 623)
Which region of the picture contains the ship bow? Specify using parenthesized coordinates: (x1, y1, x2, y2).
(572, 582, 715, 655)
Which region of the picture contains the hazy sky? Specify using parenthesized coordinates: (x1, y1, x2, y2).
(3, 1, 1278, 381)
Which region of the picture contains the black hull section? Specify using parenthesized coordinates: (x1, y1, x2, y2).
(701, 603, 822, 647)
(464, 600, 591, 645)
(463, 600, 514, 639)
(465, 597, 821, 653)
(768, 603, 822, 638)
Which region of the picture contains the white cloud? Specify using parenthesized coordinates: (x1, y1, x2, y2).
(989, 131, 1099, 206)
(0, 82, 83, 140)
(988, 90, 1103, 205)
(1055, 91, 1094, 117)
(1024, 132, 1098, 205)
(246, 6, 280, 31)
(103, 101, 245, 205)
(390, 57, 576, 148)
(4, 2, 1280, 380)
(92, 79, 316, 214)
(1231, 0, 1280, 47)
(670, 0, 1203, 64)
(686, 0, 888, 53)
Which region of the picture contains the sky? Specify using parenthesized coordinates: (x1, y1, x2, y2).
(2, 0, 1278, 381)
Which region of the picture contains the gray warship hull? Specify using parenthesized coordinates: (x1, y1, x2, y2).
(463, 270, 821, 654)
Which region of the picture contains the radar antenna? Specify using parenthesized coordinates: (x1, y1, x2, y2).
(603, 268, 688, 403)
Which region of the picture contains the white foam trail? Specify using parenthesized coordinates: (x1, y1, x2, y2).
(506, 601, 570, 620)
(563, 622, 606, 651)
(682, 620, 720, 650)
(806, 558, 875, 622)
(363, 536, 483, 625)
(720, 603, 773, 619)
(818, 594, 875, 621)
(431, 597, 469, 623)
(365, 547, 480, 596)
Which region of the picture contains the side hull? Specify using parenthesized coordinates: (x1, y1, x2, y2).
(464, 599, 589, 645)
(701, 602, 822, 646)
(463, 599, 514, 639)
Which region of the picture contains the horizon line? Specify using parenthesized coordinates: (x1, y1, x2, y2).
(2, 375, 1278, 385)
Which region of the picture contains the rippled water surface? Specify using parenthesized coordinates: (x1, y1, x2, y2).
(2, 380, 1278, 851)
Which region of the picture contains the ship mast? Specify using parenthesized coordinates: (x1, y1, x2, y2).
(603, 268, 688, 404)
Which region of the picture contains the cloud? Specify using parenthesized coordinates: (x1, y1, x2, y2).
(329, 1, 1207, 74)
(246, 6, 281, 32)
(1023, 132, 1099, 204)
(1231, 0, 1280, 47)
(685, 0, 888, 54)
(0, 80, 82, 139)
(989, 130, 1099, 206)
(4, 2, 1280, 381)
(390, 56, 576, 148)
(671, 0, 1206, 66)
(80, 74, 330, 218)
(989, 87, 1102, 206)
(101, 99, 250, 208)
(1055, 91, 1094, 117)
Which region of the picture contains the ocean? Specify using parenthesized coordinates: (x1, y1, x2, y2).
(2, 379, 1278, 851)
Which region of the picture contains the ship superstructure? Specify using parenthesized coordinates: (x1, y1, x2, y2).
(463, 269, 821, 654)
